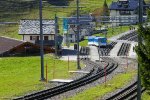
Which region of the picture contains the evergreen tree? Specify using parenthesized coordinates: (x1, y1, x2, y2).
(135, 24, 150, 90)
(91, 0, 109, 18)
(102, 0, 109, 24)
(102, 0, 109, 16)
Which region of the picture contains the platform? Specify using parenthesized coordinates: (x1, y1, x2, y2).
(69, 70, 90, 74)
(50, 79, 73, 83)
(128, 42, 137, 59)
(110, 42, 123, 57)
(89, 46, 100, 61)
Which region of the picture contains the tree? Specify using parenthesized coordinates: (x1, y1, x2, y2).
(91, 0, 109, 25)
(135, 24, 150, 90)
(91, 0, 109, 17)
(102, 0, 109, 16)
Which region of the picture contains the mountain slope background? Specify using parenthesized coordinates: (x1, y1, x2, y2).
(0, 0, 149, 39)
(0, 0, 112, 39)
(0, 0, 112, 21)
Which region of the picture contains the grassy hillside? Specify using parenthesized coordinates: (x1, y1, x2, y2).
(0, 0, 112, 39)
(0, 55, 78, 99)
(1, 0, 147, 39)
(0, 0, 112, 21)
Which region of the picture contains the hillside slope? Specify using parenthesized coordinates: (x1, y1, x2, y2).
(0, 0, 112, 21)
(0, 0, 112, 39)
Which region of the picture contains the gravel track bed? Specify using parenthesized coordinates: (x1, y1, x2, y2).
(48, 57, 136, 100)
(50, 59, 102, 87)
(99, 76, 137, 100)
(99, 57, 137, 100)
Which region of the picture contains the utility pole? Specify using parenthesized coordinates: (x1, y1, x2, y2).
(55, 14, 58, 57)
(137, 0, 143, 99)
(39, 0, 45, 81)
(76, 0, 81, 69)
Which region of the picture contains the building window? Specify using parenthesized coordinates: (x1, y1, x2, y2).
(119, 10, 131, 15)
(44, 36, 48, 40)
(70, 25, 75, 28)
(30, 36, 40, 40)
(70, 34, 72, 38)
(30, 36, 32, 40)
(37, 36, 39, 40)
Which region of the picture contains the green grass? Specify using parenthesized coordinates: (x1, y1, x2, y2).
(0, 25, 21, 39)
(93, 26, 130, 38)
(0, 0, 112, 21)
(0, 0, 112, 38)
(65, 67, 136, 100)
(80, 39, 88, 47)
(142, 91, 150, 100)
(0, 55, 79, 99)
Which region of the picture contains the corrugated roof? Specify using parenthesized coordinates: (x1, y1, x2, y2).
(109, 0, 139, 10)
(19, 19, 55, 35)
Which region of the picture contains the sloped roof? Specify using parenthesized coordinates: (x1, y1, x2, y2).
(0, 36, 55, 56)
(19, 19, 55, 35)
(0, 36, 24, 54)
(109, 0, 139, 10)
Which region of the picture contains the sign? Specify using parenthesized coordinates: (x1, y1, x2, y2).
(63, 18, 68, 33)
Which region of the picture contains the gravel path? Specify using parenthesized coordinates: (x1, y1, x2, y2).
(47, 57, 137, 100)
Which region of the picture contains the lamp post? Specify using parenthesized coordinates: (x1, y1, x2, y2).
(76, 0, 81, 69)
(39, 0, 45, 81)
(137, 0, 143, 99)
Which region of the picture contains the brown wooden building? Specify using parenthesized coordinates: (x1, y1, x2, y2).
(0, 36, 54, 57)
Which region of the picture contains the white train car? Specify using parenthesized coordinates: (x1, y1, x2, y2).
(88, 36, 107, 47)
(88, 36, 95, 46)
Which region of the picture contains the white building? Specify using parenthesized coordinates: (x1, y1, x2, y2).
(63, 15, 95, 44)
(109, 0, 146, 26)
(19, 19, 62, 47)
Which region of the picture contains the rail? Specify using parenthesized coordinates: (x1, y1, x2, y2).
(14, 57, 118, 100)
(106, 81, 146, 100)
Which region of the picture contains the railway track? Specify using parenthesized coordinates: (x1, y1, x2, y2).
(117, 31, 138, 42)
(128, 35, 138, 42)
(14, 57, 118, 100)
(106, 81, 146, 100)
(80, 46, 90, 55)
(98, 42, 117, 56)
(117, 43, 131, 56)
